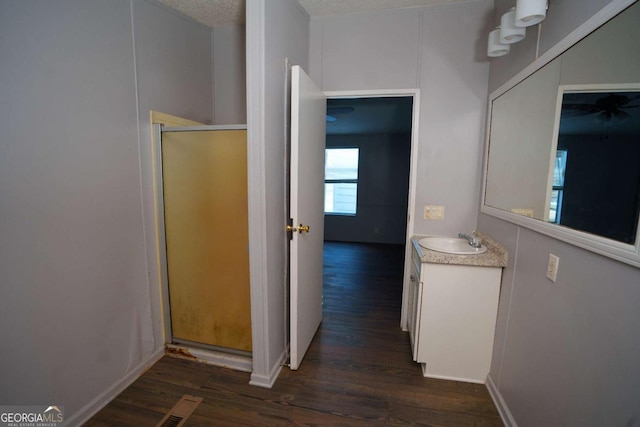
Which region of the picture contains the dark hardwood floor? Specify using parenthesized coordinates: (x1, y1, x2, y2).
(86, 242, 502, 426)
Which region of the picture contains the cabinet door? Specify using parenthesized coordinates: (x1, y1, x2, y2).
(417, 263, 502, 383)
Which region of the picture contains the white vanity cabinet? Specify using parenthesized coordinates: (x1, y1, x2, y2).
(407, 240, 504, 384)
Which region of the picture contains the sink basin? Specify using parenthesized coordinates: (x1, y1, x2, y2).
(418, 237, 487, 255)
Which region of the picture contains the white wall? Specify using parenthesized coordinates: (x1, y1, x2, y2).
(246, 0, 310, 387)
(483, 1, 640, 425)
(133, 0, 214, 354)
(0, 0, 213, 422)
(310, 1, 494, 238)
(213, 25, 247, 124)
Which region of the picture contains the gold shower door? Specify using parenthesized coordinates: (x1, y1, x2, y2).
(162, 129, 251, 352)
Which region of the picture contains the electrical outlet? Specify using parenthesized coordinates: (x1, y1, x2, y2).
(424, 205, 445, 220)
(547, 254, 559, 282)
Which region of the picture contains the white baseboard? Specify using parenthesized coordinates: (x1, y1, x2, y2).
(64, 348, 165, 427)
(249, 347, 287, 389)
(421, 363, 486, 384)
(486, 373, 517, 427)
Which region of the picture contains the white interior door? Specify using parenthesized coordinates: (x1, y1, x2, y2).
(289, 65, 326, 370)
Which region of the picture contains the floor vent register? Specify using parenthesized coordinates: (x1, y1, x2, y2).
(155, 394, 203, 427)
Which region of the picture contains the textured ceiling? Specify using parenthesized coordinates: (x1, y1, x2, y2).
(159, 0, 480, 27)
(158, 0, 245, 27)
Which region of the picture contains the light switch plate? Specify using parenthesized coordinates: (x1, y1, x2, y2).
(424, 205, 444, 220)
(547, 254, 559, 282)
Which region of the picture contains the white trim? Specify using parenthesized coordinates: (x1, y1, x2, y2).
(558, 82, 640, 93)
(246, 0, 271, 384)
(481, 204, 640, 268)
(324, 88, 419, 99)
(405, 90, 420, 330)
(481, 0, 640, 268)
(162, 124, 248, 131)
(420, 368, 485, 385)
(324, 88, 420, 330)
(282, 58, 292, 367)
(249, 348, 287, 388)
(486, 373, 518, 427)
(152, 124, 173, 342)
(64, 348, 164, 426)
(166, 344, 253, 372)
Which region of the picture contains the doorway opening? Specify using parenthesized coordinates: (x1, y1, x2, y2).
(322, 93, 417, 333)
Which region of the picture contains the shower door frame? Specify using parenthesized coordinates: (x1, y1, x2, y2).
(152, 123, 253, 370)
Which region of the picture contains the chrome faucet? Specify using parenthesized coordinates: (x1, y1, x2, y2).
(458, 232, 483, 249)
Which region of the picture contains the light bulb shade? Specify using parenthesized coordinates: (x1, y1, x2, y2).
(487, 28, 510, 57)
(515, 0, 547, 27)
(500, 9, 526, 43)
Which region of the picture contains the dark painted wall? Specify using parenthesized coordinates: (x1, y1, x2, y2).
(324, 133, 411, 244)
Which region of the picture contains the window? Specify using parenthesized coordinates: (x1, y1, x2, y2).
(324, 148, 359, 215)
(549, 150, 567, 224)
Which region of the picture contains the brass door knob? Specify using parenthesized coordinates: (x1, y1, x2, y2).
(286, 224, 310, 234)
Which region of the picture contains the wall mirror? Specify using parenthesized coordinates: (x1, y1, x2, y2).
(482, 1, 640, 267)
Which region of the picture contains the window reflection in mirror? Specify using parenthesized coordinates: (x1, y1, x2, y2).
(553, 88, 640, 243)
(549, 150, 567, 224)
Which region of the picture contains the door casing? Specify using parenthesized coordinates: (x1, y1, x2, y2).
(283, 88, 421, 362)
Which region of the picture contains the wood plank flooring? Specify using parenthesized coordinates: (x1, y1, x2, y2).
(86, 242, 502, 426)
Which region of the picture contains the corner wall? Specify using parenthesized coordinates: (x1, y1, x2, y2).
(213, 25, 247, 124)
(246, 0, 310, 387)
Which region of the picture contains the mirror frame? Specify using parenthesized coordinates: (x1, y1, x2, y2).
(481, 0, 640, 268)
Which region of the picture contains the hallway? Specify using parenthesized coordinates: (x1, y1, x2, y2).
(87, 242, 501, 426)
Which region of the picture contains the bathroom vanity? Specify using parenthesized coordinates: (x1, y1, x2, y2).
(406, 233, 507, 383)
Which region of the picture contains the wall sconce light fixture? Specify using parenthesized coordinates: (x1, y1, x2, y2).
(515, 0, 548, 27)
(500, 8, 526, 43)
(487, 27, 510, 57)
(488, 1, 549, 58)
